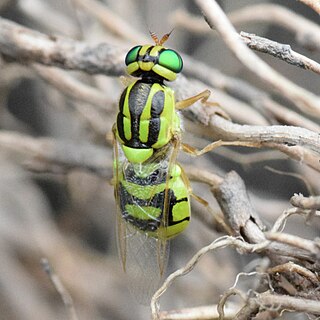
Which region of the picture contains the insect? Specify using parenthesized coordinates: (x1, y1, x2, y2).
(113, 140, 191, 303)
(115, 31, 212, 164)
(113, 32, 218, 304)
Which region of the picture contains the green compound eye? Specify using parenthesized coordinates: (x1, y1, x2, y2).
(125, 45, 142, 65)
(158, 49, 183, 73)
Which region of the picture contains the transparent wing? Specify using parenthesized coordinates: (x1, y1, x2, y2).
(113, 135, 178, 304)
(122, 222, 169, 304)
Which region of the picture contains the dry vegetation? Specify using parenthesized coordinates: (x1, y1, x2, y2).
(0, 0, 319, 319)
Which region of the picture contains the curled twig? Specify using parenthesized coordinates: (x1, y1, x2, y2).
(217, 288, 247, 320)
(150, 237, 270, 319)
(270, 207, 307, 233)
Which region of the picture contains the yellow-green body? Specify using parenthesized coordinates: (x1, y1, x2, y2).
(113, 38, 191, 304)
(115, 44, 183, 164)
(116, 80, 181, 163)
(118, 162, 190, 239)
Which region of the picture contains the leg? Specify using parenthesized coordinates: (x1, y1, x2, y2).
(190, 193, 232, 234)
(176, 90, 213, 110)
(176, 90, 230, 120)
(182, 140, 225, 157)
(119, 75, 133, 87)
(182, 140, 262, 157)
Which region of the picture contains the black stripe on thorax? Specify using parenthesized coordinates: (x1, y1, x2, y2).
(146, 90, 165, 146)
(117, 80, 166, 149)
(117, 87, 127, 144)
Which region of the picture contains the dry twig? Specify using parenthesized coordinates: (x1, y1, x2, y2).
(240, 32, 320, 75)
(72, 0, 146, 43)
(230, 4, 320, 52)
(0, 131, 112, 177)
(150, 237, 270, 320)
(33, 64, 113, 110)
(0, 17, 126, 75)
(194, 0, 320, 118)
(290, 194, 320, 210)
(41, 258, 79, 320)
(159, 304, 238, 320)
(252, 292, 320, 315)
(1, 2, 320, 320)
(172, 4, 320, 51)
(152, 168, 320, 318)
(208, 115, 320, 172)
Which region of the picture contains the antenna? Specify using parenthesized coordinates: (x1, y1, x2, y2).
(149, 30, 174, 46)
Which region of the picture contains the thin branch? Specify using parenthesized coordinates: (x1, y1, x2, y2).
(0, 17, 126, 76)
(72, 0, 146, 43)
(0, 131, 112, 177)
(270, 207, 308, 233)
(184, 165, 223, 186)
(240, 32, 320, 75)
(208, 115, 320, 172)
(254, 292, 320, 315)
(261, 99, 320, 133)
(159, 304, 238, 320)
(150, 237, 270, 320)
(267, 143, 320, 173)
(33, 64, 113, 110)
(2, 15, 320, 134)
(171, 4, 320, 51)
(290, 194, 320, 210)
(211, 171, 315, 261)
(181, 57, 320, 132)
(151, 169, 319, 318)
(229, 4, 320, 52)
(174, 75, 270, 126)
(194, 0, 320, 118)
(41, 258, 79, 320)
(266, 232, 320, 256)
(173, 14, 320, 75)
(232, 292, 320, 318)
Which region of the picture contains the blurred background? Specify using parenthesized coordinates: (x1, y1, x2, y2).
(0, 0, 319, 319)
